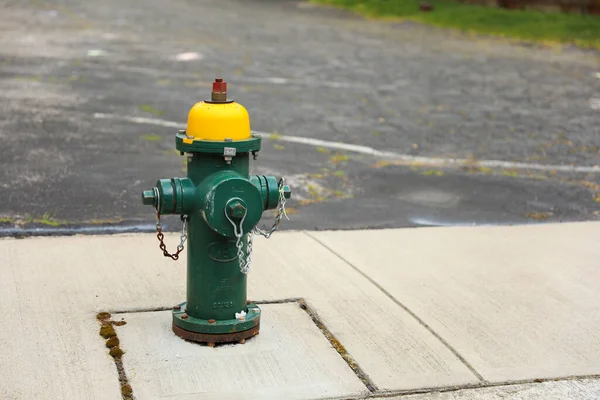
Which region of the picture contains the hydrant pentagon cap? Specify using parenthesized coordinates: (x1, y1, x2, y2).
(201, 174, 263, 237)
(185, 79, 251, 142)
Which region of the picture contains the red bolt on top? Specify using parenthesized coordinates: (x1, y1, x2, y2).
(211, 78, 227, 102)
(213, 78, 226, 92)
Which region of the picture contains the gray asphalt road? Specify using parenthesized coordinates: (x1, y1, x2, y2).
(0, 0, 599, 235)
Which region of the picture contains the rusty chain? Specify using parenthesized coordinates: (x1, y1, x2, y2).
(155, 212, 188, 261)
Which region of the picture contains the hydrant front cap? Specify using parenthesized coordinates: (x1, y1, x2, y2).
(201, 173, 263, 237)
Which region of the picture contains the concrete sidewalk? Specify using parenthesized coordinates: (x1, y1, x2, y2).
(1, 222, 599, 399)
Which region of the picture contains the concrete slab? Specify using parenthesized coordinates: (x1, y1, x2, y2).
(0, 232, 478, 396)
(0, 237, 122, 399)
(310, 222, 600, 383)
(0, 308, 120, 400)
(248, 232, 479, 390)
(0, 235, 186, 312)
(116, 303, 366, 399)
(393, 379, 600, 400)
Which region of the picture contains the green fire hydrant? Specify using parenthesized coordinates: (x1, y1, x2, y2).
(141, 78, 291, 346)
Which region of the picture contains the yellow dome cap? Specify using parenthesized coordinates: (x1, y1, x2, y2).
(184, 78, 251, 142)
(186, 101, 251, 141)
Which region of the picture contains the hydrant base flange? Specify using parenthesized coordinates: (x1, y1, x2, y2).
(172, 302, 261, 344)
(172, 323, 260, 345)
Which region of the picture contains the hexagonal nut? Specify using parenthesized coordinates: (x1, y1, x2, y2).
(227, 200, 247, 219)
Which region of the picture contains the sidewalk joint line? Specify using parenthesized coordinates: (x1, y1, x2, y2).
(303, 231, 486, 383)
(254, 297, 303, 304)
(320, 373, 600, 400)
(0, 224, 156, 238)
(111, 306, 173, 314)
(96, 312, 133, 400)
(298, 298, 379, 393)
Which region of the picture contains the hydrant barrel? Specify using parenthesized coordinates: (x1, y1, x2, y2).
(184, 153, 259, 321)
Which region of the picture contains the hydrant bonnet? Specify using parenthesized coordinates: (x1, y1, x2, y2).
(185, 78, 251, 142)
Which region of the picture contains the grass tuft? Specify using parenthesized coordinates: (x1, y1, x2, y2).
(312, 0, 600, 49)
(139, 104, 164, 116)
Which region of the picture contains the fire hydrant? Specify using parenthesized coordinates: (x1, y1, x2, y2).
(141, 78, 291, 346)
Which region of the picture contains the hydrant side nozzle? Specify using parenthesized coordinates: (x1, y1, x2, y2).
(250, 175, 289, 210)
(141, 178, 195, 215)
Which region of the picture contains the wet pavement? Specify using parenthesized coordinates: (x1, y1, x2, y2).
(0, 0, 599, 235)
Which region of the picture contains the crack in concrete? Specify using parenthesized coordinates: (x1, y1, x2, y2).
(303, 231, 487, 383)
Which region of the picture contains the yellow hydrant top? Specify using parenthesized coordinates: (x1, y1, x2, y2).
(184, 78, 251, 142)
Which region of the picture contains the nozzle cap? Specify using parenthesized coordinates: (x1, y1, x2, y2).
(142, 189, 156, 206)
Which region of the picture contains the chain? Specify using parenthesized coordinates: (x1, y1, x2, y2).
(225, 178, 289, 275)
(239, 233, 253, 275)
(152, 178, 287, 268)
(225, 202, 251, 274)
(156, 212, 188, 261)
(245, 232, 254, 274)
(253, 177, 289, 239)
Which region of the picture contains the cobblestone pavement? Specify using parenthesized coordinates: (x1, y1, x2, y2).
(0, 0, 598, 232)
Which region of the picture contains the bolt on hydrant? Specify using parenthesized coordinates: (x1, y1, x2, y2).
(141, 78, 291, 346)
